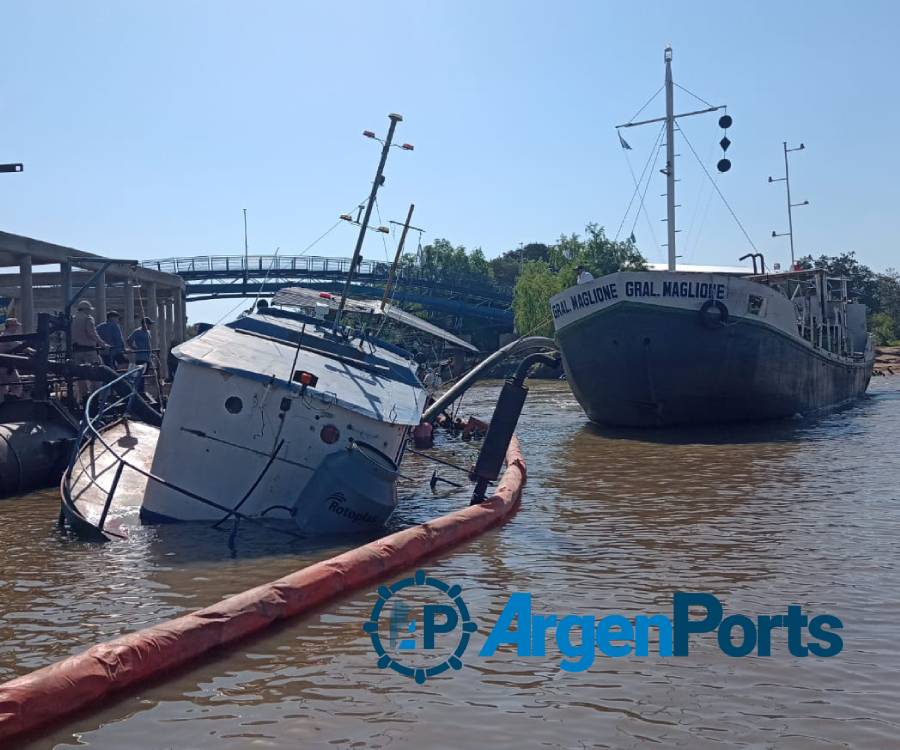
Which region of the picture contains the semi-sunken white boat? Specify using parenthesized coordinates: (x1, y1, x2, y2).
(61, 289, 477, 538)
(60, 112, 488, 538)
(552, 48, 875, 427)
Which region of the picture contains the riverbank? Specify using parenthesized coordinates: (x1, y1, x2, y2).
(875, 345, 900, 375)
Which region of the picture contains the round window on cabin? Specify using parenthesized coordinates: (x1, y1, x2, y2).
(225, 396, 243, 414)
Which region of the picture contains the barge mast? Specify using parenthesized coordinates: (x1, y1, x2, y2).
(616, 47, 726, 271)
(664, 47, 676, 271)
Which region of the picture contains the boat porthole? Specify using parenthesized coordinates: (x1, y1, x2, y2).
(320, 424, 340, 444)
(225, 396, 243, 414)
(643, 337, 651, 346)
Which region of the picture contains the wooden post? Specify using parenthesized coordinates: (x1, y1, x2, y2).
(145, 282, 158, 350)
(165, 298, 175, 358)
(94, 269, 107, 322)
(174, 289, 186, 340)
(18, 255, 34, 333)
(158, 299, 168, 380)
(60, 261, 72, 312)
(124, 278, 135, 336)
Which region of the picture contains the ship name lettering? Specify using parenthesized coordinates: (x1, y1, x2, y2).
(565, 283, 618, 314)
(659, 281, 727, 300)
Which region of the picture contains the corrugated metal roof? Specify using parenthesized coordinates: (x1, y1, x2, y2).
(272, 287, 479, 352)
(174, 320, 425, 426)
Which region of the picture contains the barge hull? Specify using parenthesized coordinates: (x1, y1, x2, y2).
(558, 302, 873, 427)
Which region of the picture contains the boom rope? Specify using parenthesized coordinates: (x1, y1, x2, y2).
(676, 121, 758, 252)
(629, 133, 664, 242)
(615, 122, 665, 244)
(625, 85, 664, 124)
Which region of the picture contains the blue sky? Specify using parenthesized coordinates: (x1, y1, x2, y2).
(1, 1, 897, 322)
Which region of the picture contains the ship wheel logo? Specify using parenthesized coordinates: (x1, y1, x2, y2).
(364, 570, 477, 684)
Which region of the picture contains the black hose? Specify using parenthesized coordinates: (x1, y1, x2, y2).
(513, 352, 562, 385)
(212, 439, 285, 528)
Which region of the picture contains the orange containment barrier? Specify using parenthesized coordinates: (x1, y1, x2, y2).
(0, 438, 526, 743)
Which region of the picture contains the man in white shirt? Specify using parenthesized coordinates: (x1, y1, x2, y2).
(576, 265, 595, 285)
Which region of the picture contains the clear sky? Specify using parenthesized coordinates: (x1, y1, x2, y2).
(1, 1, 898, 322)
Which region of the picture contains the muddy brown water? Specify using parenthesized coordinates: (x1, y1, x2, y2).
(2, 379, 899, 749)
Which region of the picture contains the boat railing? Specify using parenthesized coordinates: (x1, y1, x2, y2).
(62, 367, 148, 537)
(61, 368, 305, 542)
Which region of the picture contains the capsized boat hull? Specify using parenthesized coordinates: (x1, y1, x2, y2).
(557, 301, 874, 427)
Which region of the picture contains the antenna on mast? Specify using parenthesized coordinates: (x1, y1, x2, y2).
(768, 142, 808, 266)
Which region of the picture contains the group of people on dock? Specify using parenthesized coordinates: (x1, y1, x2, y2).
(69, 299, 156, 403)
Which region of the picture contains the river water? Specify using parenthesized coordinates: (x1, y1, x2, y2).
(2, 379, 899, 749)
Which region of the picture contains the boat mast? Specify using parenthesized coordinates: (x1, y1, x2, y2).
(664, 47, 676, 271)
(334, 113, 404, 332)
(381, 203, 422, 311)
(616, 47, 726, 271)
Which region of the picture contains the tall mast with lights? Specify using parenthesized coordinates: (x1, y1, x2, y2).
(664, 47, 676, 271)
(617, 47, 729, 271)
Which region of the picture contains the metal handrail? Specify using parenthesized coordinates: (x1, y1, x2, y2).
(140, 255, 514, 298)
(62, 368, 304, 541)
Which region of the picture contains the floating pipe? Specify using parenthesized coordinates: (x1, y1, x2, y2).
(423, 335, 556, 423)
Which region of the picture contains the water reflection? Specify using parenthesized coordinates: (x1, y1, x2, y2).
(3, 379, 900, 749)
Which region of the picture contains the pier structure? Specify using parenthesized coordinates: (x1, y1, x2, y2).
(0, 231, 185, 379)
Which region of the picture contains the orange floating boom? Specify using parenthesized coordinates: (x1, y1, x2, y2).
(0, 438, 526, 743)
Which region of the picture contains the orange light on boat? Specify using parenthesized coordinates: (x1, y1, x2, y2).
(292, 370, 319, 388)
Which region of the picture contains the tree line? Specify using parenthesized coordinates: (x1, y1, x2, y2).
(396, 228, 900, 347)
(398, 225, 645, 338)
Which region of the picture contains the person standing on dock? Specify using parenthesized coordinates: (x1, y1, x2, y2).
(70, 300, 108, 406)
(96, 310, 127, 370)
(127, 316, 154, 395)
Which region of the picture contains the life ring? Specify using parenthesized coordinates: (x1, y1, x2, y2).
(699, 300, 729, 328)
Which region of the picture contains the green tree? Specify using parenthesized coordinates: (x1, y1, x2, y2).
(512, 224, 646, 337)
(512, 261, 563, 337)
(870, 312, 899, 346)
(876, 268, 900, 340)
(549, 224, 645, 276)
(468, 247, 493, 279)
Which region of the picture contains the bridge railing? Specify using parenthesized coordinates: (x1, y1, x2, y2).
(143, 255, 393, 276)
(142, 255, 513, 301)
